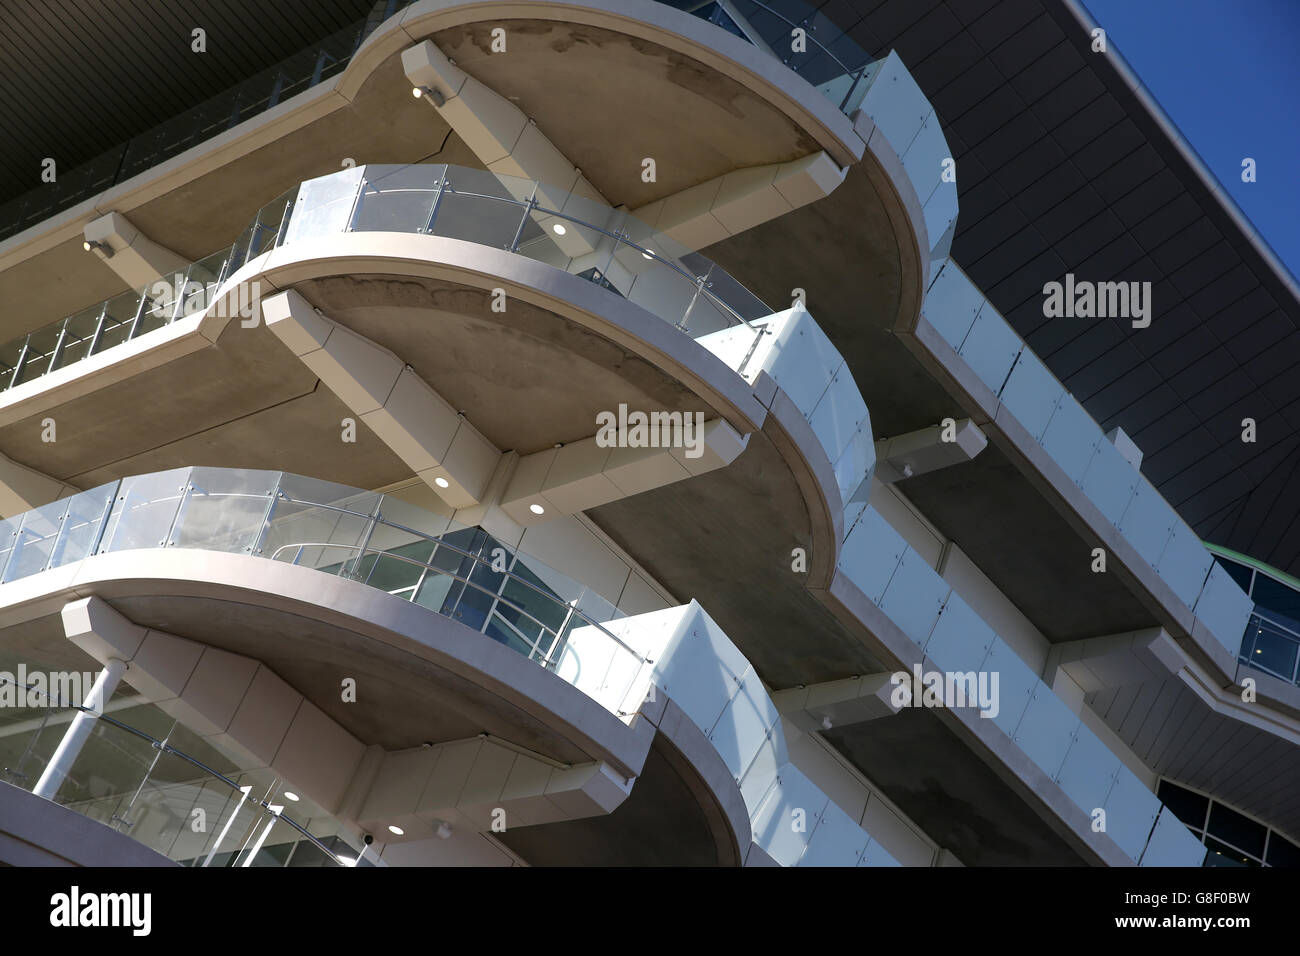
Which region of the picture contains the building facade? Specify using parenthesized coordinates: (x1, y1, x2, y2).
(0, 0, 1295, 867)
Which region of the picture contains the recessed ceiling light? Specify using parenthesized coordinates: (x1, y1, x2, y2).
(283, 791, 300, 802)
(552, 223, 567, 236)
(388, 825, 405, 835)
(529, 503, 545, 515)
(434, 477, 449, 488)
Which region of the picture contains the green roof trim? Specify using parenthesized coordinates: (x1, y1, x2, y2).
(1203, 542, 1300, 595)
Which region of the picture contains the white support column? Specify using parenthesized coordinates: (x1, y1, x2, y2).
(32, 657, 128, 800)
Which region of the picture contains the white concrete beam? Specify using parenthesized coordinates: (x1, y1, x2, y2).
(83, 211, 189, 289)
(1048, 627, 1184, 693)
(874, 417, 987, 483)
(63, 596, 366, 815)
(498, 417, 749, 527)
(263, 289, 749, 524)
(632, 151, 847, 251)
(773, 673, 902, 735)
(401, 40, 606, 258)
(356, 735, 632, 838)
(261, 288, 501, 509)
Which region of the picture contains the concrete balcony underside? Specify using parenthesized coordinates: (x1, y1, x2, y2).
(0, 235, 758, 491)
(0, 0, 860, 342)
(0, 232, 1155, 864)
(0, 550, 765, 866)
(0, 236, 878, 687)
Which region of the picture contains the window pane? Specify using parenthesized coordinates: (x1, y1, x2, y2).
(1203, 835, 1259, 867)
(1266, 833, 1300, 868)
(1242, 617, 1299, 682)
(1207, 803, 1267, 859)
(1252, 574, 1300, 632)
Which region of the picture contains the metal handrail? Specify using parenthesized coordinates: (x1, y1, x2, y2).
(0, 674, 348, 866)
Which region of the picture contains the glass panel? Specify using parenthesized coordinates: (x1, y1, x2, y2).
(414, 572, 457, 615)
(485, 614, 534, 654)
(0, 515, 23, 580)
(99, 468, 191, 554)
(93, 288, 146, 353)
(135, 278, 182, 336)
(1266, 833, 1300, 867)
(1242, 617, 1299, 682)
(252, 189, 297, 255)
(1203, 835, 1259, 867)
(13, 320, 64, 386)
(0, 338, 24, 391)
(1206, 803, 1267, 859)
(353, 164, 443, 233)
(501, 564, 570, 632)
(52, 305, 104, 371)
(430, 167, 529, 248)
(175, 249, 231, 318)
(261, 474, 377, 570)
(1252, 574, 1300, 632)
(3, 498, 70, 581)
(282, 166, 364, 245)
(1156, 779, 1210, 830)
(364, 549, 427, 594)
(171, 468, 279, 554)
(49, 482, 117, 568)
(448, 578, 495, 632)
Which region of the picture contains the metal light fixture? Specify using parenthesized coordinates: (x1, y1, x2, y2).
(411, 85, 445, 107)
(83, 238, 113, 258)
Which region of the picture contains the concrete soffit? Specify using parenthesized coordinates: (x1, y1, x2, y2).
(260, 288, 748, 525)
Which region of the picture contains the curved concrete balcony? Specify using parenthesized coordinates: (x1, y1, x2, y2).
(0, 161, 883, 688)
(0, 465, 908, 866)
(0, 156, 1223, 863)
(2, 0, 944, 403)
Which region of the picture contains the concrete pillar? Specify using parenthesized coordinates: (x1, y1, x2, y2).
(33, 658, 128, 800)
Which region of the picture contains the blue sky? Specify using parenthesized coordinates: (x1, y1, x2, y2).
(1083, 0, 1300, 284)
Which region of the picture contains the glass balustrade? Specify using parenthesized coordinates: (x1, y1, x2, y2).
(0, 466, 652, 718)
(0, 673, 357, 866)
(0, 163, 770, 399)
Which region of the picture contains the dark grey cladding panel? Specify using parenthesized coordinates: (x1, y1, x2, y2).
(0, 0, 375, 204)
(798, 0, 1300, 572)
